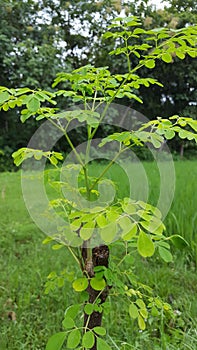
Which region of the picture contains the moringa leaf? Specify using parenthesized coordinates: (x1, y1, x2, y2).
(138, 314, 146, 330)
(27, 96, 40, 112)
(129, 303, 139, 319)
(62, 316, 75, 329)
(90, 277, 106, 291)
(145, 59, 155, 69)
(72, 278, 88, 292)
(93, 326, 106, 336)
(67, 329, 81, 349)
(82, 331, 95, 349)
(137, 231, 155, 257)
(46, 332, 67, 350)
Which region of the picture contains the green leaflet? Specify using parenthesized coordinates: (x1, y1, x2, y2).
(140, 219, 164, 235)
(100, 222, 117, 243)
(145, 59, 155, 69)
(96, 214, 109, 227)
(82, 331, 95, 349)
(62, 316, 75, 329)
(46, 332, 67, 350)
(0, 91, 10, 104)
(93, 326, 106, 336)
(138, 314, 146, 330)
(137, 231, 155, 257)
(129, 303, 139, 319)
(67, 329, 81, 349)
(122, 222, 137, 241)
(161, 52, 173, 63)
(27, 95, 40, 112)
(188, 121, 197, 132)
(90, 277, 106, 291)
(52, 244, 64, 250)
(84, 303, 94, 315)
(118, 216, 133, 231)
(164, 129, 175, 140)
(80, 221, 95, 240)
(136, 298, 146, 309)
(72, 278, 88, 292)
(64, 304, 81, 319)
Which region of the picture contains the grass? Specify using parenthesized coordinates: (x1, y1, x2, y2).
(0, 160, 197, 349)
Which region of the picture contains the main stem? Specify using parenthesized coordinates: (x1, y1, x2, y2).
(82, 244, 110, 350)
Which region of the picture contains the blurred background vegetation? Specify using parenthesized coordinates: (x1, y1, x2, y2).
(0, 0, 196, 171)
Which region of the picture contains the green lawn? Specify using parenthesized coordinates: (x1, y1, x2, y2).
(0, 161, 197, 349)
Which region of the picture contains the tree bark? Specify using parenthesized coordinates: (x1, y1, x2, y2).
(180, 143, 184, 158)
(82, 245, 109, 350)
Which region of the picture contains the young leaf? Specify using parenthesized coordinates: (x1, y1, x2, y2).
(162, 53, 172, 63)
(42, 236, 53, 244)
(140, 308, 148, 319)
(129, 303, 139, 319)
(2, 103, 9, 111)
(62, 316, 75, 329)
(188, 121, 197, 132)
(176, 51, 185, 59)
(140, 219, 164, 235)
(151, 305, 159, 317)
(67, 329, 81, 349)
(164, 129, 175, 140)
(72, 278, 88, 292)
(123, 202, 137, 215)
(20, 111, 33, 123)
(84, 303, 94, 315)
(137, 231, 155, 257)
(138, 314, 146, 330)
(46, 332, 67, 350)
(52, 244, 63, 250)
(49, 155, 58, 166)
(80, 226, 94, 240)
(106, 209, 120, 222)
(0, 91, 10, 104)
(145, 59, 155, 69)
(27, 96, 40, 112)
(136, 299, 146, 309)
(150, 135, 162, 148)
(90, 277, 106, 291)
(96, 214, 108, 228)
(82, 331, 95, 349)
(64, 304, 81, 319)
(118, 216, 133, 232)
(122, 223, 137, 241)
(100, 223, 117, 243)
(93, 326, 106, 336)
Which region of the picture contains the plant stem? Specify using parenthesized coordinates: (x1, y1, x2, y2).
(84, 290, 103, 334)
(47, 118, 84, 167)
(89, 147, 125, 191)
(67, 246, 82, 267)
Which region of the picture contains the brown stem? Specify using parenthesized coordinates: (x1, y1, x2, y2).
(82, 245, 110, 350)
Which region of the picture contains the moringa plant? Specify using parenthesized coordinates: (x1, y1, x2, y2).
(0, 16, 197, 350)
